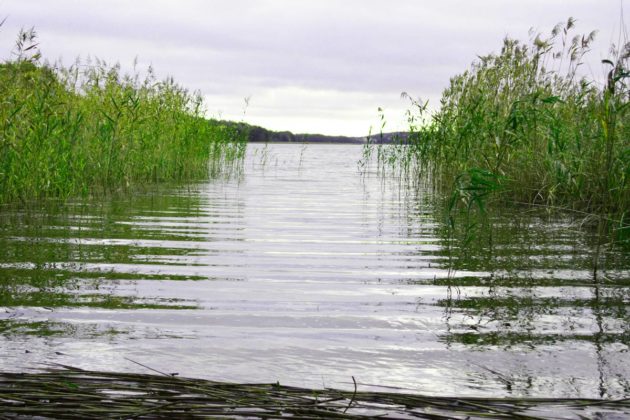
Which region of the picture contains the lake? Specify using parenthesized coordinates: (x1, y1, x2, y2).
(1, 143, 628, 398)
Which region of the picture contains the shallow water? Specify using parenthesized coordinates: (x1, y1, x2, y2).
(1, 143, 629, 398)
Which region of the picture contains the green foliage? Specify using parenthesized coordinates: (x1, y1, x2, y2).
(369, 18, 630, 236)
(0, 28, 246, 204)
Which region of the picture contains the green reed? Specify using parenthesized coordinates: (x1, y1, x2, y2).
(0, 28, 246, 204)
(367, 18, 630, 243)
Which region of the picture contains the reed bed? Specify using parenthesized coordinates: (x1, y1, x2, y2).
(0, 28, 246, 205)
(0, 365, 628, 419)
(367, 18, 630, 242)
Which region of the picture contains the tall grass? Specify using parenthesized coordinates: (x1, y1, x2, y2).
(369, 18, 630, 243)
(0, 28, 246, 204)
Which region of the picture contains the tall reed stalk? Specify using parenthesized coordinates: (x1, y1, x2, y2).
(368, 18, 630, 246)
(0, 28, 246, 205)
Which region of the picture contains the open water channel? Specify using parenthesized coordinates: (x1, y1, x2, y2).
(1, 143, 629, 398)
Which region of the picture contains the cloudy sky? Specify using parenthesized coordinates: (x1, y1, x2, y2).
(0, 1, 627, 135)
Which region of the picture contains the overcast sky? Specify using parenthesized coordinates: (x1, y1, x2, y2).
(0, 1, 627, 136)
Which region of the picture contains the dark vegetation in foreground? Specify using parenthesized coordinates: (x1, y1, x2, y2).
(1, 366, 629, 419)
(366, 18, 630, 251)
(0, 28, 246, 205)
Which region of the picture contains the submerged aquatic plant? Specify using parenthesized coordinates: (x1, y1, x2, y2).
(0, 27, 246, 205)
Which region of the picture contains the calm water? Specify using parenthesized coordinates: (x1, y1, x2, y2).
(1, 143, 629, 398)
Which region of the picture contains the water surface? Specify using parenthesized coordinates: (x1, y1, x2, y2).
(1, 143, 628, 398)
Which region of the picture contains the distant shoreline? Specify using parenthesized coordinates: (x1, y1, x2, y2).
(229, 122, 407, 144)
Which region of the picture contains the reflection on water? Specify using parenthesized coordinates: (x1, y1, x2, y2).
(0, 144, 629, 398)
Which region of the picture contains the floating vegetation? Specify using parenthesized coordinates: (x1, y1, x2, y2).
(0, 365, 628, 419)
(0, 27, 246, 205)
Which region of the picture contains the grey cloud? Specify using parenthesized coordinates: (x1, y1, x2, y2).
(0, 0, 625, 135)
